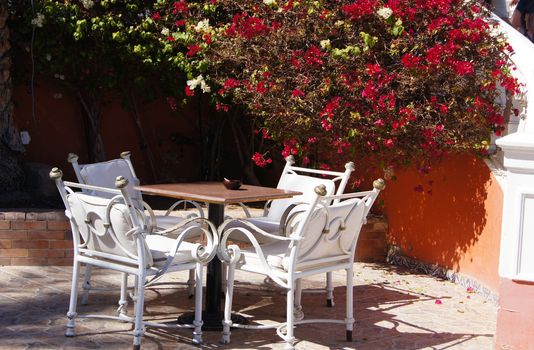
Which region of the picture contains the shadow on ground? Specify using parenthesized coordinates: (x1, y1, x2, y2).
(0, 264, 496, 349)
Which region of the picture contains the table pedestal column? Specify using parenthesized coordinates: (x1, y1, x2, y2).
(178, 203, 245, 330)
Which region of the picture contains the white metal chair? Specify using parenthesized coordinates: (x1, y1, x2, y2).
(233, 155, 355, 307)
(50, 168, 218, 349)
(68, 152, 204, 301)
(218, 180, 384, 350)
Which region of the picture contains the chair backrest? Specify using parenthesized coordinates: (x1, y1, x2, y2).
(68, 152, 143, 204)
(267, 156, 355, 220)
(50, 168, 153, 267)
(281, 180, 384, 271)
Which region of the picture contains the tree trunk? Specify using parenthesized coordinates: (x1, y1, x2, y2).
(0, 2, 24, 192)
(76, 91, 106, 162)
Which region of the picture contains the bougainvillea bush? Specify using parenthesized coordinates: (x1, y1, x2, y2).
(154, 0, 518, 172)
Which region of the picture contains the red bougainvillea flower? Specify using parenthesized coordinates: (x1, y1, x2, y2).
(342, 0, 378, 20)
(153, 0, 519, 171)
(185, 85, 195, 96)
(186, 44, 202, 57)
(303, 45, 325, 66)
(452, 61, 474, 76)
(216, 102, 229, 112)
(255, 128, 272, 140)
(173, 1, 188, 14)
(282, 138, 299, 158)
(152, 12, 161, 21)
(426, 44, 444, 65)
(401, 53, 422, 68)
(291, 89, 305, 98)
(383, 138, 395, 148)
(203, 33, 212, 44)
(226, 12, 270, 39)
(251, 152, 273, 167)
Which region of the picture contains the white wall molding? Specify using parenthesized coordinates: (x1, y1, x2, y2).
(492, 15, 534, 282)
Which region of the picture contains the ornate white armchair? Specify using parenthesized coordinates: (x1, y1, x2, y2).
(233, 155, 355, 306)
(50, 168, 218, 349)
(218, 180, 384, 350)
(68, 152, 204, 301)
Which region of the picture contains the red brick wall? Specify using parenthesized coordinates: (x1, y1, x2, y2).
(356, 215, 388, 262)
(0, 210, 388, 266)
(0, 211, 73, 266)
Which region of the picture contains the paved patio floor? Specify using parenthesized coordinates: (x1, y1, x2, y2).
(0, 262, 496, 350)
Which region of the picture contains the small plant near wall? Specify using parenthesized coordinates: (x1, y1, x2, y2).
(153, 0, 519, 175)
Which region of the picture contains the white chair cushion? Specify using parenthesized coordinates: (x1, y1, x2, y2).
(226, 217, 280, 244)
(80, 159, 142, 202)
(153, 215, 185, 229)
(268, 173, 336, 220)
(237, 240, 290, 271)
(145, 234, 197, 267)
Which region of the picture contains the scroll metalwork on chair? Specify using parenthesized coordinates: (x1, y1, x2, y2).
(218, 180, 384, 350)
(50, 168, 218, 349)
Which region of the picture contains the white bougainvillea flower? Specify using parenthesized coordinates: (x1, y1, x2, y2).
(377, 7, 393, 20)
(320, 39, 331, 50)
(31, 13, 45, 27)
(194, 19, 211, 32)
(81, 0, 94, 10)
(187, 75, 211, 93)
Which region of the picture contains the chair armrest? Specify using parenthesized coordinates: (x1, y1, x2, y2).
(217, 219, 294, 289)
(157, 217, 219, 275)
(278, 202, 310, 237)
(140, 201, 158, 234)
(219, 219, 297, 243)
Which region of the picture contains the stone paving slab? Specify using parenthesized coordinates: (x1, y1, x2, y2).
(0, 262, 496, 350)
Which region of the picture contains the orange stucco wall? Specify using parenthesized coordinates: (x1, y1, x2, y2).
(382, 154, 503, 291)
(13, 81, 205, 184)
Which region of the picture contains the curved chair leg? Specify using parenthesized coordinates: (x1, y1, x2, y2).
(65, 260, 81, 337)
(81, 264, 92, 305)
(221, 263, 235, 345)
(118, 273, 129, 318)
(294, 278, 304, 321)
(192, 263, 204, 345)
(345, 267, 355, 342)
(187, 269, 195, 298)
(326, 272, 335, 307)
(132, 272, 145, 350)
(285, 281, 296, 350)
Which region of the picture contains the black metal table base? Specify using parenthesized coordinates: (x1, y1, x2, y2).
(177, 312, 247, 331)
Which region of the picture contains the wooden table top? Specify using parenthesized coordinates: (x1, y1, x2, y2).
(135, 182, 302, 204)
